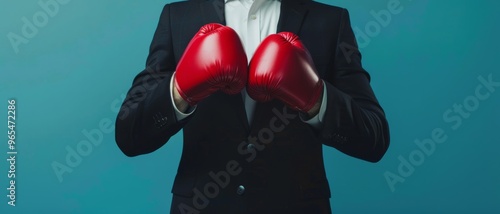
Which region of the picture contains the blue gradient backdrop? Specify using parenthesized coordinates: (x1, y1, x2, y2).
(1, 0, 499, 213)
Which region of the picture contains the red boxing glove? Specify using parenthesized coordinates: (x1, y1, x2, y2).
(247, 32, 323, 112)
(174, 23, 248, 106)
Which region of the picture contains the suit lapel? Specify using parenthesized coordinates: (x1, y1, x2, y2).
(200, 0, 226, 25)
(277, 0, 309, 34)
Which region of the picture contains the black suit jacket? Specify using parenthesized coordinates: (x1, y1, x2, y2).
(115, 0, 390, 213)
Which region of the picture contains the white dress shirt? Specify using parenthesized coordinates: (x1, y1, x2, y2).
(170, 0, 327, 127)
(225, 0, 280, 124)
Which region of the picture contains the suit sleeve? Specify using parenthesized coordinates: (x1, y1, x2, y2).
(319, 9, 390, 162)
(115, 4, 190, 157)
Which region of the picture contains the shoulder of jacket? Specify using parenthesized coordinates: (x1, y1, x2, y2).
(166, 0, 200, 7)
(307, 1, 346, 11)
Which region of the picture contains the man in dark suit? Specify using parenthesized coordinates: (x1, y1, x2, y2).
(115, 0, 390, 213)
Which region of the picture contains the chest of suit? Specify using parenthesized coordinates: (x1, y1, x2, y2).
(166, 0, 342, 209)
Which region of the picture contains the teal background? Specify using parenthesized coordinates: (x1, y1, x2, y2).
(1, 0, 499, 213)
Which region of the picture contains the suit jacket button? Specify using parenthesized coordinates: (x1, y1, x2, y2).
(247, 144, 255, 151)
(236, 185, 245, 195)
